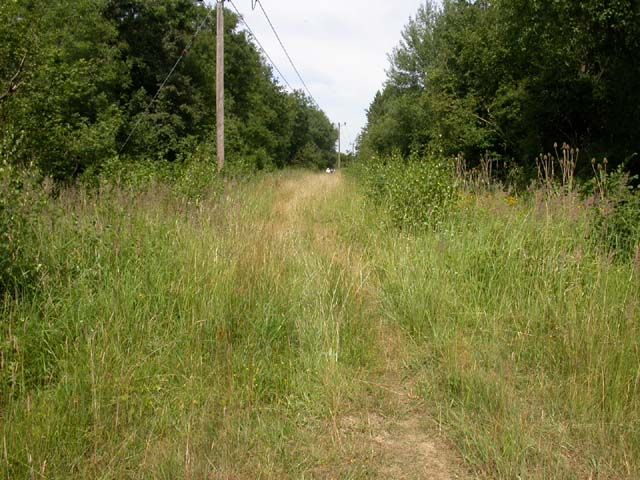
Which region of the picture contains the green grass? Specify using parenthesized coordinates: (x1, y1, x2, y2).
(353, 190, 640, 479)
(1, 172, 382, 478)
(1, 171, 639, 479)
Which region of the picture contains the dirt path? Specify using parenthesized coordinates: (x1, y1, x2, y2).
(269, 171, 469, 480)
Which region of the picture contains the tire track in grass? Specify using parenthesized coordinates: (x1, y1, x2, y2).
(268, 171, 469, 479)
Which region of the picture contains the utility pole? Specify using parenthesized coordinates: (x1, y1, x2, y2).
(337, 122, 345, 169)
(216, 0, 225, 172)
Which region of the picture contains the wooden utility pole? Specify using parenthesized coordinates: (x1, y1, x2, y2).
(337, 122, 345, 169)
(216, 0, 225, 172)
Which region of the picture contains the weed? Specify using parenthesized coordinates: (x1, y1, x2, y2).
(2, 166, 639, 479)
(585, 163, 640, 258)
(365, 188, 640, 479)
(0, 162, 45, 297)
(352, 152, 457, 229)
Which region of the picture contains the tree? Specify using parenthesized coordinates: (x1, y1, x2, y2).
(1, 1, 337, 180)
(359, 0, 640, 172)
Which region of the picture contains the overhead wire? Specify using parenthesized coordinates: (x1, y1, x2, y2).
(120, 0, 329, 153)
(254, 0, 320, 108)
(119, 6, 214, 153)
(227, 0, 295, 92)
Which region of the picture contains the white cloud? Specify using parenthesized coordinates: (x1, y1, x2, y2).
(209, 0, 425, 151)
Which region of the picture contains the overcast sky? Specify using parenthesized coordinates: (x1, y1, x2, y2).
(208, 0, 425, 152)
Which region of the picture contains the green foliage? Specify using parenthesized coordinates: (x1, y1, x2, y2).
(173, 148, 224, 202)
(89, 149, 223, 202)
(360, 0, 640, 170)
(0, 1, 336, 181)
(353, 152, 457, 229)
(1, 172, 379, 477)
(2, 172, 639, 478)
(294, 142, 324, 167)
(92, 157, 175, 189)
(586, 166, 640, 258)
(372, 192, 640, 478)
(3, 0, 126, 179)
(0, 162, 44, 296)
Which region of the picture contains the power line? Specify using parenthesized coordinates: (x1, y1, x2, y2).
(119, 7, 214, 154)
(227, 0, 295, 92)
(254, 0, 320, 109)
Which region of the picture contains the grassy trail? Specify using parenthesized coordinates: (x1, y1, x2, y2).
(2, 171, 467, 479)
(260, 171, 467, 479)
(3, 170, 638, 479)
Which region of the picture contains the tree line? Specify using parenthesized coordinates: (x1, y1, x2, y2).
(0, 0, 338, 181)
(359, 0, 640, 176)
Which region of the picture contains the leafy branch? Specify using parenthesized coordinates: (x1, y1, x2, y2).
(0, 53, 27, 104)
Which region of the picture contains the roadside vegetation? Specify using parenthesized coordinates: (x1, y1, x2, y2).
(349, 153, 640, 478)
(2, 0, 639, 479)
(2, 164, 638, 478)
(359, 0, 640, 173)
(1, 171, 379, 478)
(348, 2, 640, 475)
(0, 0, 337, 181)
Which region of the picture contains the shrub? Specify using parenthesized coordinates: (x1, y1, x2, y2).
(353, 152, 457, 229)
(173, 156, 223, 202)
(294, 142, 324, 168)
(585, 164, 640, 258)
(226, 149, 272, 179)
(87, 147, 223, 202)
(0, 162, 44, 296)
(90, 156, 175, 190)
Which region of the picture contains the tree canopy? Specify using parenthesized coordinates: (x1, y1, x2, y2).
(0, 0, 337, 180)
(359, 0, 640, 173)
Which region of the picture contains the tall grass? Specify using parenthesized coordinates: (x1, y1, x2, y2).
(1, 172, 381, 478)
(3, 166, 639, 479)
(354, 188, 640, 478)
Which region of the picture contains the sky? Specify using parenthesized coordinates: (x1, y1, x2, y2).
(208, 0, 425, 152)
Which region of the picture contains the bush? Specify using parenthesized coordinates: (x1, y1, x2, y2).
(173, 151, 223, 202)
(294, 142, 324, 168)
(585, 165, 640, 258)
(85, 146, 223, 202)
(0, 162, 44, 296)
(353, 152, 458, 229)
(89, 156, 174, 190)
(227, 148, 273, 178)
